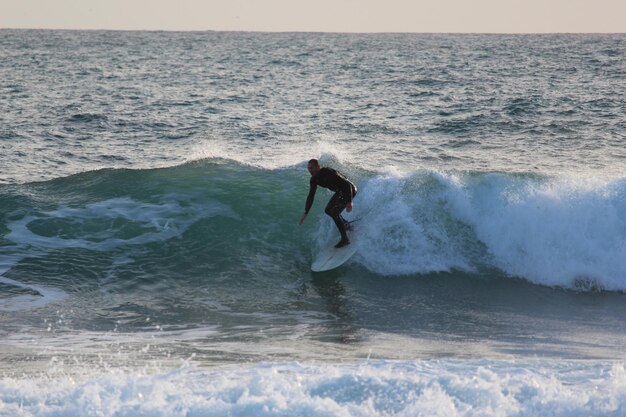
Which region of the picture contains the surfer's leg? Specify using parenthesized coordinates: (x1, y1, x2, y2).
(325, 193, 350, 246)
(332, 216, 349, 242)
(339, 186, 357, 231)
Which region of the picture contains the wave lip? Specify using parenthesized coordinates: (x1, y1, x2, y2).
(349, 172, 475, 275)
(344, 170, 626, 291)
(444, 174, 626, 290)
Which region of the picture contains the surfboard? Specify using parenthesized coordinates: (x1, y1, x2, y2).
(311, 224, 358, 272)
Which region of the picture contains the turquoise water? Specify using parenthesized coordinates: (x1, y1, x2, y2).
(1, 30, 625, 416)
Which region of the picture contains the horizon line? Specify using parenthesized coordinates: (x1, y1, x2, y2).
(2, 27, 624, 35)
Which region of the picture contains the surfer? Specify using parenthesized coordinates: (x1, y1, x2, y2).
(299, 159, 357, 248)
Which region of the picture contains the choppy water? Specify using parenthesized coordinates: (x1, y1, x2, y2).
(1, 30, 625, 416)
(2, 30, 625, 181)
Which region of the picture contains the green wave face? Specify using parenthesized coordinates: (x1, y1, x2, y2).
(2, 159, 626, 297)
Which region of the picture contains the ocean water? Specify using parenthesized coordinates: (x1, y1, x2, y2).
(0, 29, 625, 416)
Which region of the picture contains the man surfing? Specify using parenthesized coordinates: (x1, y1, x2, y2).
(299, 159, 357, 248)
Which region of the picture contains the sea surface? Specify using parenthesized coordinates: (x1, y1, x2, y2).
(1, 30, 625, 416)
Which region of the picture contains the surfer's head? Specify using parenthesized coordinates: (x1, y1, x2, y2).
(307, 159, 321, 176)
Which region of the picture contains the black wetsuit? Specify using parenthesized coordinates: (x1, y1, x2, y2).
(305, 168, 357, 242)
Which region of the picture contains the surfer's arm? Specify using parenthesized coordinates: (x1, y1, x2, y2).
(304, 178, 317, 214)
(300, 178, 317, 224)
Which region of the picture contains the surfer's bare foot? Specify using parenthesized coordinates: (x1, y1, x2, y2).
(334, 238, 350, 248)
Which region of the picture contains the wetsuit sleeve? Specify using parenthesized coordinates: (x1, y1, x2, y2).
(304, 177, 317, 214)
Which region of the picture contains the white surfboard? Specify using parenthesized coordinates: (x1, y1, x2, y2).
(311, 230, 358, 272)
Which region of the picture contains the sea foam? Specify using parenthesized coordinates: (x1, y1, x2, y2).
(1, 360, 625, 417)
(346, 171, 626, 290)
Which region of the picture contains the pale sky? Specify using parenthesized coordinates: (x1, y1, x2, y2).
(1, 0, 625, 33)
